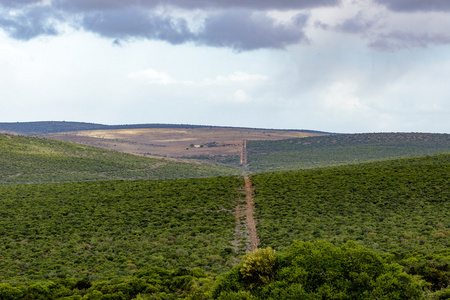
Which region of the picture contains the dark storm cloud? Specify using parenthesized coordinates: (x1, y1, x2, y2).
(82, 9, 308, 51)
(82, 8, 193, 44)
(0, 6, 60, 40)
(335, 13, 377, 35)
(373, 0, 450, 12)
(0, 0, 324, 50)
(332, 12, 450, 51)
(54, 0, 340, 12)
(196, 11, 309, 51)
(0, 0, 41, 7)
(369, 32, 450, 51)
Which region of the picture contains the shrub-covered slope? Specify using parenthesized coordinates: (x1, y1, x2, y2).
(0, 176, 243, 283)
(251, 154, 450, 253)
(0, 154, 448, 298)
(0, 134, 239, 184)
(213, 242, 424, 300)
(247, 132, 450, 173)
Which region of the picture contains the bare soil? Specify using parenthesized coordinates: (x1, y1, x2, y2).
(39, 127, 325, 159)
(244, 176, 259, 252)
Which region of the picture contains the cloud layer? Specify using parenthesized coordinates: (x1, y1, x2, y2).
(0, 0, 324, 50)
(1, 0, 450, 51)
(52, 0, 340, 11)
(373, 0, 450, 12)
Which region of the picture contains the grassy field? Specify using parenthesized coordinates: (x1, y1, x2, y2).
(0, 134, 239, 184)
(247, 132, 450, 173)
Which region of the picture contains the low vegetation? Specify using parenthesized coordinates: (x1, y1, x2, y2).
(0, 129, 448, 298)
(0, 176, 244, 284)
(251, 154, 450, 253)
(0, 134, 239, 184)
(2, 241, 444, 299)
(247, 133, 450, 173)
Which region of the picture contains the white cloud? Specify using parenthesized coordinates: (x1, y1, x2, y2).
(128, 69, 187, 85)
(135, 69, 171, 85)
(128, 69, 268, 86)
(231, 89, 253, 103)
(322, 81, 367, 114)
(205, 71, 268, 84)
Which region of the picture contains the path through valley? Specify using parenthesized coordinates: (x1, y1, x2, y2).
(234, 140, 259, 253)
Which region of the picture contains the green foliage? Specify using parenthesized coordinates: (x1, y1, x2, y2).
(240, 248, 277, 288)
(0, 176, 244, 283)
(1, 132, 449, 298)
(251, 154, 450, 253)
(400, 249, 450, 292)
(0, 134, 239, 185)
(213, 240, 423, 299)
(0, 267, 214, 299)
(247, 133, 450, 173)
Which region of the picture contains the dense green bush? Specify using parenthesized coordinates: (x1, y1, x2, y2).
(251, 154, 450, 253)
(213, 241, 424, 299)
(239, 247, 276, 289)
(0, 177, 244, 283)
(0, 267, 214, 299)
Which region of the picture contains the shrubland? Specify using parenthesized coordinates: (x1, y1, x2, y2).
(251, 154, 450, 254)
(247, 133, 450, 173)
(0, 132, 448, 298)
(0, 177, 244, 284)
(0, 134, 239, 184)
(213, 241, 424, 299)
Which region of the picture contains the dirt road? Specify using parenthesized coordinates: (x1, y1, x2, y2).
(234, 140, 260, 253)
(244, 176, 259, 251)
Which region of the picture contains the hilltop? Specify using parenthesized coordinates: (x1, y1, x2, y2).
(0, 121, 327, 136)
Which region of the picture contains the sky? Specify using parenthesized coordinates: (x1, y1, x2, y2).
(0, 0, 449, 133)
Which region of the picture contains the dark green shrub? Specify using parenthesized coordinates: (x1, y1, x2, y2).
(213, 241, 423, 300)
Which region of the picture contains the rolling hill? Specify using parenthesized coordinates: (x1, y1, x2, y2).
(0, 121, 326, 136)
(0, 133, 239, 185)
(0, 123, 449, 298)
(251, 153, 450, 253)
(0, 154, 447, 298)
(246, 132, 450, 173)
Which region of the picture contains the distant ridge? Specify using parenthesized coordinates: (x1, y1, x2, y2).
(0, 121, 108, 135)
(247, 132, 450, 172)
(0, 121, 330, 135)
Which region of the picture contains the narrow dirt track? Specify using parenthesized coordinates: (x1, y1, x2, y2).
(244, 176, 260, 251)
(234, 139, 259, 253)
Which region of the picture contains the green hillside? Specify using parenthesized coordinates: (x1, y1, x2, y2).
(0, 134, 239, 184)
(0, 176, 243, 284)
(247, 132, 450, 173)
(0, 154, 448, 298)
(251, 154, 450, 253)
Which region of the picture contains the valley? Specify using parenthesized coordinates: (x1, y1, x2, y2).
(0, 123, 449, 299)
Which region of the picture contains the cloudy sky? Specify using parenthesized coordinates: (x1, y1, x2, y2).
(0, 0, 449, 133)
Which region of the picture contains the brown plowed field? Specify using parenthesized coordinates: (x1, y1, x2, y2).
(40, 127, 326, 159)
